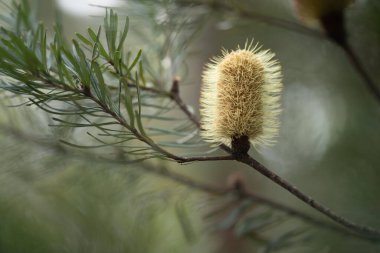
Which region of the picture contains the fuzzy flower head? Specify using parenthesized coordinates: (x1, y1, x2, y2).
(200, 41, 282, 149)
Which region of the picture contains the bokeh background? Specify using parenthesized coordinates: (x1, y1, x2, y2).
(0, 0, 379, 252)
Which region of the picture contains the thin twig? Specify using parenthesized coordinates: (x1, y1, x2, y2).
(151, 164, 379, 242)
(62, 64, 380, 238)
(341, 43, 380, 104)
(86, 87, 232, 163)
(48, 51, 380, 239)
(41, 75, 233, 164)
(163, 79, 380, 239)
(236, 154, 380, 239)
(1, 125, 377, 242)
(109, 70, 380, 238)
(169, 78, 201, 128)
(317, 9, 380, 105)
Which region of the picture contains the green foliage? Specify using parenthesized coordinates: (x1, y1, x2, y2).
(0, 127, 205, 253)
(0, 1, 215, 252)
(1, 1, 380, 253)
(0, 0, 209, 164)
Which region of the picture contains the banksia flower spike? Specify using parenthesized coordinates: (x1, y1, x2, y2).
(200, 41, 282, 154)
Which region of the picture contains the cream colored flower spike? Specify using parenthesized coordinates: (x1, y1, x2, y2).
(200, 41, 282, 149)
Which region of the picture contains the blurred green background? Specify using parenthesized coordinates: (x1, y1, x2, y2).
(0, 0, 380, 252)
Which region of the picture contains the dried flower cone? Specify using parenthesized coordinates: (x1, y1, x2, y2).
(200, 43, 282, 148)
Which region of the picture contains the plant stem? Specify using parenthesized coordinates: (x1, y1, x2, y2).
(90, 53, 380, 239)
(236, 154, 380, 238)
(169, 78, 201, 128)
(2, 124, 376, 241)
(319, 9, 380, 105)
(341, 43, 380, 104)
(167, 79, 380, 239)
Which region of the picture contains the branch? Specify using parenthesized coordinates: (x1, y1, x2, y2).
(169, 78, 201, 128)
(1, 124, 376, 242)
(152, 79, 380, 240)
(317, 9, 380, 106)
(341, 43, 380, 104)
(49, 44, 380, 240)
(45, 77, 232, 164)
(152, 164, 379, 242)
(236, 154, 380, 239)
(1, 2, 379, 241)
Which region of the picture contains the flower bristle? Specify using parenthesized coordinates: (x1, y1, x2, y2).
(200, 41, 283, 148)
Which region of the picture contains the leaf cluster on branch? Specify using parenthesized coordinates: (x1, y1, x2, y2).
(0, 0, 380, 252)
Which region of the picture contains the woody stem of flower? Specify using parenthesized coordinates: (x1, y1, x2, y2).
(169, 79, 380, 239)
(1, 124, 378, 242)
(235, 153, 380, 238)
